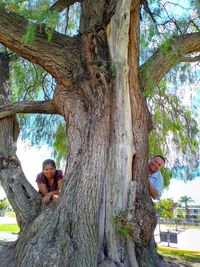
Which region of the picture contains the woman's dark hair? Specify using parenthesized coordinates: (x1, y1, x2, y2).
(42, 159, 56, 169)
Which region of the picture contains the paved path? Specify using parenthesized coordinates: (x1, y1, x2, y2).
(0, 217, 200, 252)
(0, 216, 17, 224)
(155, 224, 200, 251)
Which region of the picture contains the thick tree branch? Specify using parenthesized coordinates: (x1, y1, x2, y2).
(179, 55, 200, 62)
(140, 32, 200, 91)
(0, 100, 60, 119)
(0, 7, 81, 86)
(50, 0, 79, 12)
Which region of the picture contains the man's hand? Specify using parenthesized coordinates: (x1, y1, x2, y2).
(148, 179, 159, 200)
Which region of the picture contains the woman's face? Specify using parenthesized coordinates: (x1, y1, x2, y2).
(43, 164, 56, 179)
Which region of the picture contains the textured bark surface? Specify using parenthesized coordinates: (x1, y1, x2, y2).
(0, 100, 59, 119)
(140, 32, 200, 91)
(0, 54, 41, 231)
(0, 0, 198, 266)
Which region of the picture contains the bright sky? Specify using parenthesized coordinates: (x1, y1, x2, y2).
(0, 139, 52, 198)
(162, 178, 200, 205)
(0, 139, 199, 205)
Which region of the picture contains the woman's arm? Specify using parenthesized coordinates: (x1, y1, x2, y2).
(37, 183, 54, 204)
(37, 183, 49, 196)
(51, 179, 63, 202)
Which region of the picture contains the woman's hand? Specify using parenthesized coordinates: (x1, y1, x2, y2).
(42, 192, 53, 205)
(52, 194, 59, 203)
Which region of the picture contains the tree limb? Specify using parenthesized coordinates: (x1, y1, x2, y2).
(141, 0, 157, 25)
(50, 0, 79, 12)
(179, 55, 200, 62)
(0, 6, 81, 85)
(0, 100, 60, 119)
(140, 32, 200, 91)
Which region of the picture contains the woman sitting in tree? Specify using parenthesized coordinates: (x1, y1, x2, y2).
(36, 159, 63, 205)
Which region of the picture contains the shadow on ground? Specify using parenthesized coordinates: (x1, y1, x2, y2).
(165, 256, 200, 267)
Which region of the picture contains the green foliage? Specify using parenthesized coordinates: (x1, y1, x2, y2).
(0, 1, 80, 165)
(1, 0, 80, 44)
(112, 218, 136, 241)
(178, 195, 194, 207)
(52, 123, 67, 167)
(160, 39, 171, 55)
(10, 58, 44, 101)
(155, 198, 174, 219)
(112, 216, 134, 240)
(176, 208, 184, 220)
(112, 210, 136, 240)
(178, 195, 194, 218)
(19, 114, 67, 167)
(1, 0, 199, 181)
(22, 22, 37, 45)
(0, 198, 9, 210)
(141, 2, 200, 182)
(160, 168, 172, 188)
(148, 78, 199, 181)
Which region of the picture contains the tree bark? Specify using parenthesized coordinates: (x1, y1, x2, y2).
(1, 0, 194, 266)
(140, 32, 200, 91)
(0, 6, 81, 86)
(50, 0, 79, 12)
(0, 100, 59, 119)
(0, 54, 42, 230)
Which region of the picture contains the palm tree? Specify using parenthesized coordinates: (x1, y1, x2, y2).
(179, 195, 194, 218)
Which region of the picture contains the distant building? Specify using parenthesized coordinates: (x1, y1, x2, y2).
(177, 205, 200, 219)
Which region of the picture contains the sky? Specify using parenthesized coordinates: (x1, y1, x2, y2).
(0, 139, 51, 197)
(0, 139, 199, 205)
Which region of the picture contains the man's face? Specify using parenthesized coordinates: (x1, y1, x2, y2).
(149, 157, 164, 173)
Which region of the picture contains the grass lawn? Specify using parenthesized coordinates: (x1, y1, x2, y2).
(158, 248, 200, 263)
(0, 224, 19, 234)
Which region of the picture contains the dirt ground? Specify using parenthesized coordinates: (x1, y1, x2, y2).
(165, 256, 200, 267)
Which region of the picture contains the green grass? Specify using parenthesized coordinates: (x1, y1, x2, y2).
(5, 211, 16, 217)
(158, 248, 200, 263)
(0, 224, 19, 234)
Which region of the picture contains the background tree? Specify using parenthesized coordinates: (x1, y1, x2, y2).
(155, 198, 174, 220)
(0, 1, 199, 267)
(179, 195, 194, 218)
(176, 208, 184, 223)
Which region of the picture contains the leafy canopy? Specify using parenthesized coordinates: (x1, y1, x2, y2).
(155, 198, 174, 219)
(140, 0, 200, 182)
(0, 0, 199, 175)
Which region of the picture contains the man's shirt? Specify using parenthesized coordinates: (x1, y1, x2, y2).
(149, 170, 164, 199)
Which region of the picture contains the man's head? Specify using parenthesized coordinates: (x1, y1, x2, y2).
(148, 155, 165, 174)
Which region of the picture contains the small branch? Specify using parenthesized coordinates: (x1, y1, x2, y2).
(0, 100, 60, 119)
(179, 55, 200, 62)
(64, 7, 70, 35)
(50, 0, 79, 13)
(141, 0, 157, 25)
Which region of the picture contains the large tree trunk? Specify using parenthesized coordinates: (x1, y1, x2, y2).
(0, 1, 166, 266)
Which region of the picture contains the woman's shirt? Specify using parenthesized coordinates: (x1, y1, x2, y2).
(36, 170, 63, 192)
